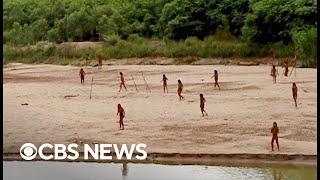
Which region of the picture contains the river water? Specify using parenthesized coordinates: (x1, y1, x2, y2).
(3, 161, 316, 180)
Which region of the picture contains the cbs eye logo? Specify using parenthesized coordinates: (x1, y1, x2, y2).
(20, 143, 37, 160)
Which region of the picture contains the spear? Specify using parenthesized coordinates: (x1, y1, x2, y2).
(131, 75, 138, 92)
(289, 55, 297, 77)
(90, 76, 93, 100)
(141, 72, 151, 93)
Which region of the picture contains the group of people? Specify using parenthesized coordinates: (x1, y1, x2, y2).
(78, 61, 298, 151)
(270, 61, 289, 83)
(270, 63, 298, 108)
(269, 62, 299, 151)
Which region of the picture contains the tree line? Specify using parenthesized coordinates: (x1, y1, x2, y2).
(3, 0, 317, 67)
(3, 0, 316, 43)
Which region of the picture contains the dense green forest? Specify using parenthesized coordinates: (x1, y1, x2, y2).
(3, 0, 317, 67)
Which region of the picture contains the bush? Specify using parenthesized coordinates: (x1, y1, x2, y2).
(4, 45, 42, 63)
(3, 30, 316, 67)
(102, 34, 121, 46)
(43, 43, 56, 56)
(103, 40, 156, 58)
(292, 27, 317, 68)
(55, 44, 77, 58)
(127, 34, 144, 44)
(241, 0, 316, 44)
(269, 42, 295, 58)
(163, 41, 190, 57)
(162, 35, 261, 58)
(158, 0, 223, 40)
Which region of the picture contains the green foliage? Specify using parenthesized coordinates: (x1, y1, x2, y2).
(102, 34, 121, 46)
(242, 0, 317, 44)
(4, 37, 275, 64)
(3, 0, 317, 67)
(158, 0, 223, 39)
(291, 26, 317, 67)
(4, 0, 317, 44)
(128, 34, 145, 44)
(43, 43, 57, 56)
(269, 42, 295, 58)
(4, 44, 45, 64)
(217, 0, 250, 37)
(103, 40, 156, 58)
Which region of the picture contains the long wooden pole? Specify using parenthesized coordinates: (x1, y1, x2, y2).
(90, 76, 93, 99)
(131, 75, 138, 92)
(289, 55, 297, 77)
(141, 72, 151, 93)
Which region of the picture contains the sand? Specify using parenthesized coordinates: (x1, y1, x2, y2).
(3, 63, 317, 156)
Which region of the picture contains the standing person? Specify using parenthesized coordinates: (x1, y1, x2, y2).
(119, 72, 127, 92)
(283, 61, 289, 77)
(79, 68, 85, 85)
(200, 94, 208, 116)
(117, 104, 125, 130)
(271, 122, 280, 151)
(292, 82, 298, 107)
(211, 70, 220, 90)
(160, 74, 168, 93)
(270, 65, 278, 84)
(177, 80, 184, 100)
(98, 55, 103, 69)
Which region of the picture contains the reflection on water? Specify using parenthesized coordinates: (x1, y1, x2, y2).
(269, 167, 316, 180)
(3, 161, 316, 180)
(122, 162, 128, 176)
(273, 169, 282, 180)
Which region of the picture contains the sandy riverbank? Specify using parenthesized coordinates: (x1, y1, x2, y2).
(3, 63, 317, 159)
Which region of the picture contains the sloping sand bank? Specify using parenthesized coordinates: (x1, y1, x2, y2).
(3, 152, 316, 166)
(3, 63, 317, 163)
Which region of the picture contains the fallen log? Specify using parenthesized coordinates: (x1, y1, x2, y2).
(237, 62, 260, 66)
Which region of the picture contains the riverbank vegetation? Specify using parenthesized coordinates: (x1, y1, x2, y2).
(3, 0, 317, 67)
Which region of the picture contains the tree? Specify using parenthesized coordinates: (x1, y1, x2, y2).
(158, 0, 223, 40)
(241, 0, 317, 44)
